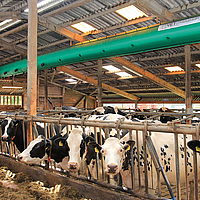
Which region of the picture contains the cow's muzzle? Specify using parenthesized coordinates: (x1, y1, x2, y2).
(1, 135, 10, 142)
(68, 162, 78, 171)
(17, 155, 23, 161)
(107, 163, 118, 174)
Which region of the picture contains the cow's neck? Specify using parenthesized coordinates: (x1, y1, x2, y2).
(13, 122, 26, 153)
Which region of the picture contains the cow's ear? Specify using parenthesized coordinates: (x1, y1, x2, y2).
(123, 140, 135, 151)
(187, 140, 200, 152)
(45, 139, 51, 151)
(89, 141, 102, 153)
(54, 138, 67, 147)
(13, 120, 20, 127)
(85, 136, 95, 146)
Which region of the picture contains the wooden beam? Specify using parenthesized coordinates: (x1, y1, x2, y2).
(98, 59, 102, 107)
(57, 66, 139, 101)
(38, 18, 86, 43)
(39, 76, 96, 100)
(110, 57, 186, 99)
(74, 96, 86, 108)
(185, 45, 192, 113)
(44, 69, 48, 110)
(27, 0, 37, 144)
(50, 69, 56, 82)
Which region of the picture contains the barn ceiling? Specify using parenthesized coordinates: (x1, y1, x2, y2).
(0, 0, 200, 103)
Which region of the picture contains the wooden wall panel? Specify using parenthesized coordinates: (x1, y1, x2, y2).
(64, 90, 95, 109)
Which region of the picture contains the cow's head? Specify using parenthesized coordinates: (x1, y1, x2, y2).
(187, 140, 200, 152)
(18, 135, 50, 164)
(18, 134, 69, 164)
(1, 117, 19, 142)
(91, 137, 135, 175)
(67, 128, 93, 172)
(91, 107, 105, 115)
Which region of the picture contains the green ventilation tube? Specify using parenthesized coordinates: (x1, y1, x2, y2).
(1, 17, 200, 78)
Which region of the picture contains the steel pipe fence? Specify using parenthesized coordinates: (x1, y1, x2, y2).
(0, 114, 199, 199)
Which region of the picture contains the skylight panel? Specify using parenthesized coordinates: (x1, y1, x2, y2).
(103, 65, 120, 72)
(0, 20, 22, 32)
(116, 5, 147, 20)
(24, 0, 65, 13)
(164, 66, 184, 72)
(195, 64, 200, 68)
(0, 19, 12, 27)
(71, 22, 97, 33)
(65, 78, 77, 84)
(115, 71, 132, 77)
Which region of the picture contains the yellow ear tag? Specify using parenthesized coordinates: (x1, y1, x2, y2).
(87, 140, 91, 146)
(59, 141, 63, 146)
(15, 123, 18, 126)
(126, 145, 130, 151)
(95, 147, 99, 153)
(195, 146, 200, 152)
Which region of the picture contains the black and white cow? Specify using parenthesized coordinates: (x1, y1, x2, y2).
(187, 140, 200, 152)
(18, 133, 69, 166)
(89, 130, 199, 191)
(18, 128, 96, 173)
(131, 108, 150, 120)
(159, 107, 178, 123)
(91, 106, 127, 117)
(53, 106, 81, 118)
(0, 116, 63, 153)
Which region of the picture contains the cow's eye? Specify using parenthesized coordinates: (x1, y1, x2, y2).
(101, 150, 105, 154)
(119, 148, 123, 153)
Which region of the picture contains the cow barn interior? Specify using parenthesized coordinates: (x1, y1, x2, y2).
(0, 0, 200, 200)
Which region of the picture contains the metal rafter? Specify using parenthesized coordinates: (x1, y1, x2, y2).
(60, 0, 136, 27)
(42, 0, 94, 18)
(133, 0, 175, 22)
(0, 39, 26, 56)
(170, 2, 200, 13)
(0, 11, 20, 20)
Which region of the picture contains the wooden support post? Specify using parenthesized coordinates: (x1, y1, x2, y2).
(98, 59, 102, 107)
(27, 0, 37, 144)
(44, 69, 48, 110)
(62, 87, 65, 106)
(185, 45, 192, 124)
(37, 76, 39, 109)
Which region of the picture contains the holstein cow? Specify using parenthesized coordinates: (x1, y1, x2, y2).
(159, 107, 178, 123)
(18, 128, 96, 173)
(90, 130, 198, 192)
(131, 108, 150, 120)
(91, 106, 127, 117)
(1, 116, 63, 153)
(187, 140, 200, 152)
(18, 133, 69, 167)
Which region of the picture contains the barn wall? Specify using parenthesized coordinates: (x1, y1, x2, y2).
(39, 84, 63, 110)
(23, 83, 96, 111)
(63, 90, 95, 109)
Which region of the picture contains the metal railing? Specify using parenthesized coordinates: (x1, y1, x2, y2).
(0, 113, 199, 200)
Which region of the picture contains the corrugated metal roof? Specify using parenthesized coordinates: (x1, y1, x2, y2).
(0, 0, 200, 102)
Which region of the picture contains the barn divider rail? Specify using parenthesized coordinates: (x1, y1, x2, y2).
(0, 114, 199, 200)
